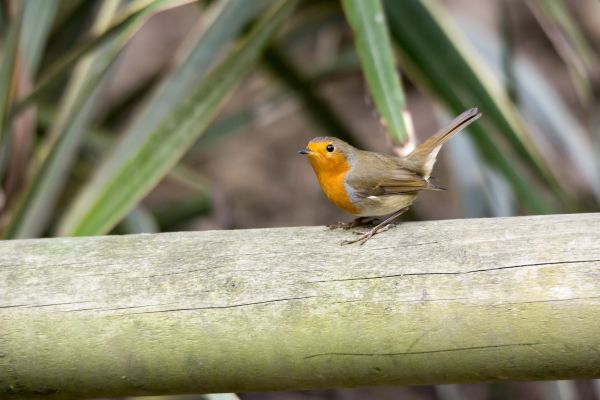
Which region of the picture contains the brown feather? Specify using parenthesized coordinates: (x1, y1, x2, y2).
(347, 152, 436, 197)
(406, 108, 482, 178)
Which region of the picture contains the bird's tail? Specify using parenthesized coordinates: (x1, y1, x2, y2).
(407, 108, 482, 179)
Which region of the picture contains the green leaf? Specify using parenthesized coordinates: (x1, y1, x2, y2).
(57, 0, 298, 236)
(0, 4, 23, 150)
(21, 0, 59, 77)
(103, 0, 270, 181)
(341, 0, 409, 145)
(51, 0, 86, 31)
(193, 108, 254, 149)
(384, 0, 568, 213)
(4, 0, 140, 239)
(14, 0, 196, 114)
(461, 21, 600, 205)
(529, 0, 600, 105)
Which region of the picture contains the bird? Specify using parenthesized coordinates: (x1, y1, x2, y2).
(299, 107, 482, 245)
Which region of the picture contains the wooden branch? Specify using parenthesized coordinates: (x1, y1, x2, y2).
(1, 213, 600, 398)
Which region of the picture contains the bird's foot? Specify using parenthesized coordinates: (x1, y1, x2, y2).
(377, 223, 397, 233)
(340, 207, 410, 245)
(342, 223, 397, 246)
(327, 217, 377, 230)
(342, 228, 377, 245)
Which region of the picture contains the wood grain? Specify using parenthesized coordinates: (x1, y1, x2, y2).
(1, 213, 600, 398)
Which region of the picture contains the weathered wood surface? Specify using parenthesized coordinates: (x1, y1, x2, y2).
(1, 213, 600, 398)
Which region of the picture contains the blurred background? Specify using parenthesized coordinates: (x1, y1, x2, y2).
(1, 0, 599, 399)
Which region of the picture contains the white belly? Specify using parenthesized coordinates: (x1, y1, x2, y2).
(355, 194, 417, 217)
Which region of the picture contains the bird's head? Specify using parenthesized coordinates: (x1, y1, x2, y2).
(299, 137, 355, 174)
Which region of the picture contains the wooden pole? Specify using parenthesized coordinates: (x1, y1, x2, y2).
(1, 213, 600, 398)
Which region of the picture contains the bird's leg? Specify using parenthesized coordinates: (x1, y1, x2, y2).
(327, 216, 377, 230)
(342, 207, 409, 245)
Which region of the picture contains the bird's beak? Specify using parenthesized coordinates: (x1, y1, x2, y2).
(298, 148, 310, 155)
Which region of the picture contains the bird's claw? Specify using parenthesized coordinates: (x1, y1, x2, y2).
(341, 232, 374, 246)
(341, 223, 398, 245)
(378, 223, 397, 233)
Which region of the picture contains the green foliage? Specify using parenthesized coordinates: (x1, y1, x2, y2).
(384, 0, 568, 213)
(0, 2, 22, 148)
(341, 0, 409, 145)
(58, 0, 297, 236)
(0, 0, 596, 241)
(6, 0, 133, 238)
(0, 2, 597, 399)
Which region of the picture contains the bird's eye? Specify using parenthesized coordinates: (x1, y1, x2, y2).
(326, 144, 334, 152)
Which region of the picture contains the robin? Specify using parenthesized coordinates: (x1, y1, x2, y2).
(299, 108, 482, 245)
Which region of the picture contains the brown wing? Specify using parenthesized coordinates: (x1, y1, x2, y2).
(348, 152, 442, 198)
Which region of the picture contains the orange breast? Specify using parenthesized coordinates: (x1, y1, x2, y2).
(309, 157, 360, 215)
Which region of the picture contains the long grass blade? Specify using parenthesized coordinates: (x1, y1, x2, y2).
(528, 0, 600, 106)
(4, 0, 142, 238)
(461, 21, 600, 204)
(0, 4, 23, 152)
(102, 0, 269, 182)
(384, 0, 569, 213)
(21, 0, 59, 77)
(193, 108, 254, 149)
(13, 0, 196, 114)
(39, 103, 212, 230)
(341, 0, 409, 145)
(57, 0, 298, 236)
